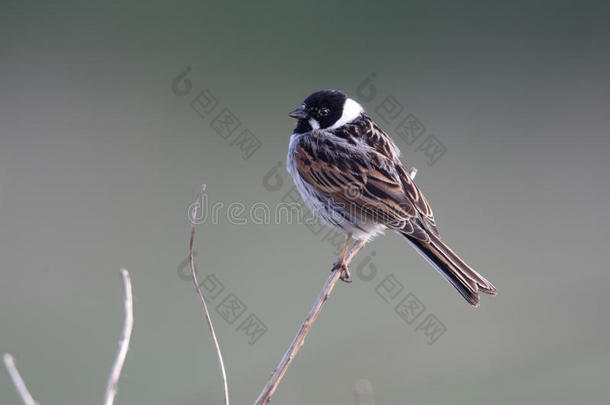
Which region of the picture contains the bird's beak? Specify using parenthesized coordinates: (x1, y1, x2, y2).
(289, 106, 309, 120)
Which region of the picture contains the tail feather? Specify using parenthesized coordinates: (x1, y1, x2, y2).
(402, 232, 496, 306)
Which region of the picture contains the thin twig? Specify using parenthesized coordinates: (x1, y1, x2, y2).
(253, 239, 367, 405)
(103, 268, 134, 405)
(253, 166, 417, 404)
(189, 184, 230, 405)
(3, 353, 39, 405)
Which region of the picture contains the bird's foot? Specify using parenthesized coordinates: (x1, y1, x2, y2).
(332, 260, 352, 283)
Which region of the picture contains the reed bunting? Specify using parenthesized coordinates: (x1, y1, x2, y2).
(286, 89, 496, 306)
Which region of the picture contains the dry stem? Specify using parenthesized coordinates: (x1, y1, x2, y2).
(190, 184, 230, 405)
(253, 239, 367, 404)
(103, 268, 134, 405)
(3, 354, 39, 405)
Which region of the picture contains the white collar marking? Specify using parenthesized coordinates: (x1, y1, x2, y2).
(328, 98, 363, 130)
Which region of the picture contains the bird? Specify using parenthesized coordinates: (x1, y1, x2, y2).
(286, 89, 496, 306)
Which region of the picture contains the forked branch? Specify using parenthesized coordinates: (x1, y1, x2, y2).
(4, 268, 134, 405)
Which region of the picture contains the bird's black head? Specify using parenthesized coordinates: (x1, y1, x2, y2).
(289, 89, 363, 134)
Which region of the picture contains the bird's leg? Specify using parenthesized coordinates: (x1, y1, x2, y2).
(333, 233, 353, 282)
(344, 239, 367, 264)
(339, 239, 368, 282)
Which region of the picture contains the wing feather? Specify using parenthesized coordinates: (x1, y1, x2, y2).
(293, 132, 430, 241)
(333, 115, 439, 235)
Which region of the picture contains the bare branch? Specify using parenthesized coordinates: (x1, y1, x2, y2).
(254, 239, 367, 405)
(254, 167, 418, 404)
(103, 268, 134, 405)
(189, 184, 230, 405)
(3, 353, 40, 405)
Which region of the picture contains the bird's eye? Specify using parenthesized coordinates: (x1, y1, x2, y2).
(319, 108, 329, 116)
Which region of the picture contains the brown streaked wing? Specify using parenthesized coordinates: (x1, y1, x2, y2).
(395, 163, 439, 235)
(338, 116, 402, 161)
(293, 135, 430, 240)
(365, 121, 401, 160)
(360, 119, 439, 236)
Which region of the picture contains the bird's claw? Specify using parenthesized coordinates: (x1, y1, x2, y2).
(332, 261, 352, 283)
(339, 272, 352, 283)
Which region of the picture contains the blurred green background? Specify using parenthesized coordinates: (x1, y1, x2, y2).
(1, 0, 609, 403)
